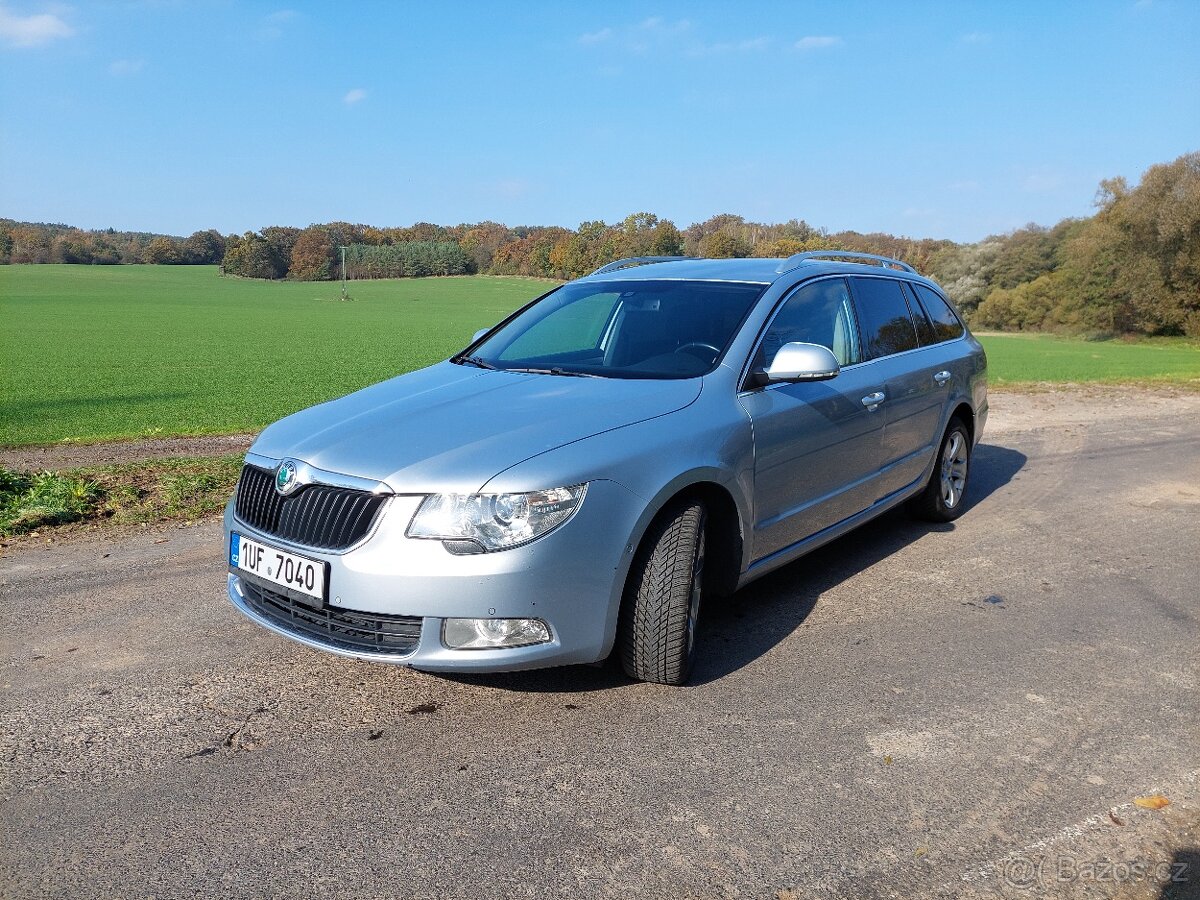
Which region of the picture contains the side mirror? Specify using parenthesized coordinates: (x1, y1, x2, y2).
(764, 342, 840, 383)
(471, 328, 490, 343)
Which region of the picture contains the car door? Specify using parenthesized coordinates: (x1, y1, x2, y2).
(738, 277, 887, 562)
(847, 276, 945, 499)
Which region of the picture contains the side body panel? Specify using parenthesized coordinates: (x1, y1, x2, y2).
(869, 347, 949, 499)
(736, 371, 886, 561)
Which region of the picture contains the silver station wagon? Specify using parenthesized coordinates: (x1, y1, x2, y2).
(225, 252, 987, 684)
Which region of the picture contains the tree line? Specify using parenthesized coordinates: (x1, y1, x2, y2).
(950, 152, 1200, 337)
(2, 151, 1195, 337)
(0, 222, 226, 266)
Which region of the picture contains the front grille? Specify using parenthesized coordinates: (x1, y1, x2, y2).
(234, 464, 387, 551)
(239, 576, 422, 657)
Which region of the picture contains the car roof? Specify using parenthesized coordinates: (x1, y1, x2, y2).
(582, 257, 781, 284)
(580, 256, 945, 291)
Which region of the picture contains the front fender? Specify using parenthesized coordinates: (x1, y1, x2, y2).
(479, 397, 756, 654)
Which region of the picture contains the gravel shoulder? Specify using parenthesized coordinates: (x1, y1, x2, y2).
(982, 384, 1198, 435)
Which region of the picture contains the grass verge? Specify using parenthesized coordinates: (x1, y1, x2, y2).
(0, 455, 241, 537)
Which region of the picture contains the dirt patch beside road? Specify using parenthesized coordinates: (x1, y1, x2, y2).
(983, 384, 1198, 436)
(0, 433, 255, 472)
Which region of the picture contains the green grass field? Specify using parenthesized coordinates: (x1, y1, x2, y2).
(2, 266, 1197, 447)
(1, 266, 549, 446)
(978, 332, 1200, 388)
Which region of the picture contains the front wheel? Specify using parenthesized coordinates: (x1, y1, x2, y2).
(618, 501, 706, 685)
(911, 418, 972, 522)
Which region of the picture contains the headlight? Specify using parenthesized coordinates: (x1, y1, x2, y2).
(406, 483, 588, 552)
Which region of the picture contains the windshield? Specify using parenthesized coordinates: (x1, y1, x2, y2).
(458, 280, 766, 379)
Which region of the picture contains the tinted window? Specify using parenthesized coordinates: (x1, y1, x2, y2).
(902, 282, 937, 346)
(469, 279, 765, 379)
(503, 290, 614, 358)
(753, 278, 861, 373)
(913, 284, 965, 342)
(850, 277, 919, 359)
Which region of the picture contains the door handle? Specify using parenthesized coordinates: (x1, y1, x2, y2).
(861, 391, 885, 411)
(933, 370, 952, 386)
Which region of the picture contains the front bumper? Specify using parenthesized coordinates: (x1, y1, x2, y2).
(223, 478, 644, 672)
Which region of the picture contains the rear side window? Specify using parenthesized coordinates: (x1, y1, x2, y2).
(912, 284, 965, 342)
(849, 277, 919, 359)
(901, 283, 937, 346)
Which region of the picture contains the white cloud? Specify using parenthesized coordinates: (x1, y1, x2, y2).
(960, 31, 990, 44)
(0, 4, 74, 48)
(585, 18, 780, 58)
(689, 36, 770, 56)
(259, 8, 298, 39)
(578, 27, 612, 44)
(624, 17, 691, 53)
(795, 35, 842, 50)
(343, 87, 366, 105)
(640, 16, 690, 34)
(109, 58, 144, 76)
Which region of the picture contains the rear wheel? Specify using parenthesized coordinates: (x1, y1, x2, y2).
(911, 418, 972, 522)
(618, 501, 706, 685)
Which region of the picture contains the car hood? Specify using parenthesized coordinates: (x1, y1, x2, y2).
(250, 361, 702, 492)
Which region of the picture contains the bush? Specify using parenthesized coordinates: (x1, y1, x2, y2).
(0, 468, 103, 535)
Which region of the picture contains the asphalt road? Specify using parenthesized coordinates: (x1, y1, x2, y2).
(3, 390, 1199, 899)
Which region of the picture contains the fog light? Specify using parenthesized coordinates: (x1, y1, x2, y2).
(442, 617, 551, 650)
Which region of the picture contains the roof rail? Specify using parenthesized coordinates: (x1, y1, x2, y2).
(776, 250, 916, 275)
(591, 256, 691, 276)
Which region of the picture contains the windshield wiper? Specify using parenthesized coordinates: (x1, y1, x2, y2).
(456, 355, 497, 370)
(549, 367, 604, 378)
(504, 366, 605, 378)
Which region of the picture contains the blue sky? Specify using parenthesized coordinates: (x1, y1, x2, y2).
(1, 1, 1197, 242)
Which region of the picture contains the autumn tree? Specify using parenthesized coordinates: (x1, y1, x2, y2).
(649, 220, 684, 256)
(222, 232, 285, 279)
(7, 225, 52, 263)
(460, 221, 512, 272)
(1082, 153, 1200, 335)
(289, 226, 335, 280)
(698, 231, 751, 258)
(145, 236, 181, 264)
(260, 226, 300, 270)
(183, 229, 226, 264)
(50, 232, 94, 264)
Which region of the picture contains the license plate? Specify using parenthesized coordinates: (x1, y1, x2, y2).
(230, 532, 326, 601)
